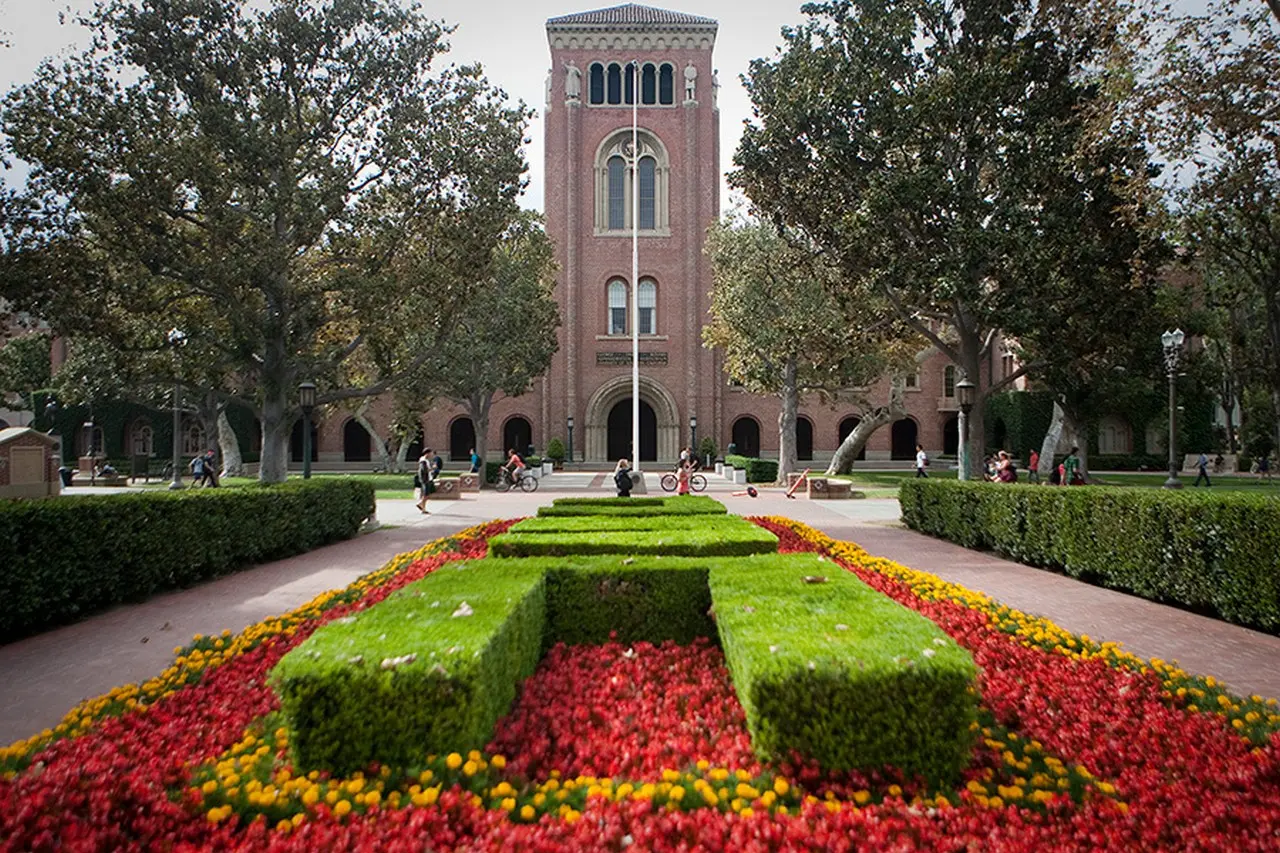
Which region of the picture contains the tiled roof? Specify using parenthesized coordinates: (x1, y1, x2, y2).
(547, 4, 717, 28)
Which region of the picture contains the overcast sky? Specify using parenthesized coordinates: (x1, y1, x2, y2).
(0, 0, 819, 212)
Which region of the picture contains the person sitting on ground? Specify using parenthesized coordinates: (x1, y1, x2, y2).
(996, 450, 1017, 483)
(614, 458, 633, 497)
(502, 448, 525, 486)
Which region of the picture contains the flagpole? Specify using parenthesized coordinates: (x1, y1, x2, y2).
(630, 60, 640, 473)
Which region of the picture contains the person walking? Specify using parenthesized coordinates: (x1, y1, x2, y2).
(1194, 451, 1211, 487)
(614, 459, 633, 498)
(1259, 454, 1272, 484)
(915, 444, 928, 478)
(1027, 449, 1040, 484)
(416, 448, 442, 513)
(1063, 446, 1082, 486)
(469, 448, 481, 474)
(202, 449, 220, 487)
(676, 462, 691, 495)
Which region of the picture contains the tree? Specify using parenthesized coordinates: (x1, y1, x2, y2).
(703, 216, 916, 482)
(408, 212, 560, 481)
(733, 0, 1158, 477)
(0, 331, 52, 416)
(0, 0, 528, 482)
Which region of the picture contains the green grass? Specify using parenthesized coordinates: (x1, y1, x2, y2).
(538, 495, 728, 517)
(510, 514, 748, 535)
(489, 520, 778, 558)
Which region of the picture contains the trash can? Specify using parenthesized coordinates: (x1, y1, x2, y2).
(59, 466, 73, 488)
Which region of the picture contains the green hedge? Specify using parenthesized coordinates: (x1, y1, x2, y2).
(899, 479, 1280, 631)
(0, 479, 375, 642)
(489, 517, 778, 558)
(272, 561, 545, 774)
(510, 514, 741, 535)
(537, 496, 727, 517)
(711, 553, 977, 784)
(725, 455, 779, 483)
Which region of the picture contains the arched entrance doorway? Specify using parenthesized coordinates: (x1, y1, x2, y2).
(449, 417, 476, 461)
(731, 417, 760, 458)
(607, 399, 657, 462)
(290, 418, 318, 463)
(796, 416, 814, 461)
(992, 417, 1008, 452)
(403, 427, 424, 463)
(942, 415, 959, 456)
(890, 418, 918, 460)
(343, 419, 371, 462)
(504, 416, 532, 457)
(838, 416, 866, 461)
(583, 375, 680, 463)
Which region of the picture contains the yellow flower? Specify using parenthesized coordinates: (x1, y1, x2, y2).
(520, 804, 535, 821)
(446, 753, 463, 770)
(333, 800, 352, 818)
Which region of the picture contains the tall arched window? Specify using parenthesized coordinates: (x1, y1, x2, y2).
(589, 63, 605, 104)
(607, 155, 626, 229)
(607, 62, 622, 104)
(944, 365, 956, 398)
(658, 64, 674, 104)
(595, 130, 670, 234)
(624, 62, 636, 104)
(608, 279, 628, 335)
(641, 63, 657, 104)
(638, 279, 657, 335)
(638, 157, 656, 229)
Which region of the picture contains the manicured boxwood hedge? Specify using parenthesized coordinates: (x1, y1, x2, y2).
(488, 517, 778, 558)
(0, 479, 375, 642)
(899, 479, 1280, 631)
(272, 561, 545, 774)
(725, 455, 779, 484)
(537, 495, 728, 517)
(710, 553, 978, 784)
(510, 514, 744, 535)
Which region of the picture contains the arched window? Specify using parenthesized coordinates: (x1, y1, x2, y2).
(658, 63, 674, 104)
(638, 278, 656, 335)
(449, 417, 476, 461)
(944, 365, 956, 398)
(131, 421, 154, 456)
(183, 421, 206, 456)
(641, 63, 657, 104)
(595, 130, 670, 234)
(589, 63, 605, 104)
(607, 62, 622, 104)
(607, 155, 626, 230)
(343, 418, 371, 462)
(731, 417, 760, 458)
(638, 157, 656, 229)
(608, 279, 628, 335)
(796, 416, 814, 461)
(624, 61, 636, 104)
(504, 417, 533, 457)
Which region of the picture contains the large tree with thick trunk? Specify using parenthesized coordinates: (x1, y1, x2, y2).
(732, 0, 1157, 477)
(0, 0, 528, 482)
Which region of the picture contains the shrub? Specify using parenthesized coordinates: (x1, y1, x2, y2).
(545, 438, 566, 463)
(488, 517, 778, 558)
(537, 495, 728, 517)
(697, 436, 719, 463)
(510, 514, 743, 535)
(0, 479, 374, 642)
(724, 455, 779, 483)
(899, 479, 1280, 631)
(711, 553, 978, 784)
(271, 561, 546, 774)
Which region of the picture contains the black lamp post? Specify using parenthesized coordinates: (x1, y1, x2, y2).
(566, 415, 574, 464)
(166, 327, 187, 489)
(690, 414, 698, 459)
(1162, 329, 1186, 489)
(82, 420, 96, 486)
(299, 381, 316, 480)
(956, 377, 975, 481)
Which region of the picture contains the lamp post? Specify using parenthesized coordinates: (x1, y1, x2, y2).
(956, 377, 975, 482)
(689, 414, 698, 459)
(1162, 329, 1186, 489)
(166, 328, 187, 489)
(298, 381, 316, 480)
(566, 415, 575, 464)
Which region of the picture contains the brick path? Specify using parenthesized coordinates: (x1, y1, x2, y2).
(2, 476, 1278, 746)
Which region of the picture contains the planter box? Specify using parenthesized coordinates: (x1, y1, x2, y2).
(429, 478, 462, 500)
(732, 468, 747, 485)
(715, 462, 724, 476)
(543, 461, 555, 476)
(786, 472, 809, 490)
(457, 472, 481, 492)
(808, 477, 852, 499)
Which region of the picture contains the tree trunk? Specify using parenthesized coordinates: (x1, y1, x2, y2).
(351, 401, 389, 471)
(468, 391, 493, 488)
(1037, 401, 1065, 480)
(217, 409, 245, 477)
(825, 380, 906, 475)
(1064, 407, 1089, 481)
(776, 356, 799, 484)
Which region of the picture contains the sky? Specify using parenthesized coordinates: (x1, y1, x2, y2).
(0, 0, 814, 213)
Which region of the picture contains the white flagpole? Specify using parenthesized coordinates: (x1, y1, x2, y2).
(631, 60, 640, 473)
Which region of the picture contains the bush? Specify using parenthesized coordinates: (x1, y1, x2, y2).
(711, 553, 978, 784)
(697, 436, 719, 463)
(1088, 453, 1165, 471)
(0, 479, 374, 642)
(488, 517, 778, 558)
(272, 561, 545, 773)
(724, 455, 779, 483)
(537, 495, 728, 517)
(545, 438, 566, 463)
(899, 479, 1280, 631)
(484, 461, 504, 484)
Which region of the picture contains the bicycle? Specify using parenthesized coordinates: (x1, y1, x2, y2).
(495, 467, 538, 493)
(660, 469, 707, 493)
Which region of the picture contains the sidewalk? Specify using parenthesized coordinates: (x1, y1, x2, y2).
(3, 477, 1278, 746)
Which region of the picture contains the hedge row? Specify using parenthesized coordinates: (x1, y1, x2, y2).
(724, 455, 779, 484)
(711, 554, 978, 784)
(899, 479, 1280, 631)
(488, 518, 778, 558)
(509, 515, 749, 535)
(537, 495, 727, 517)
(0, 480, 375, 642)
(272, 562, 546, 774)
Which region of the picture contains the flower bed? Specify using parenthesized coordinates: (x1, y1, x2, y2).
(2, 516, 1279, 850)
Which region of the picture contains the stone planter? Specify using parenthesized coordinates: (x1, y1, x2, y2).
(429, 478, 462, 500)
(457, 472, 481, 492)
(732, 468, 747, 485)
(715, 462, 724, 476)
(543, 461, 555, 476)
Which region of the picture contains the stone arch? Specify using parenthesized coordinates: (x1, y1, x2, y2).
(583, 375, 680, 464)
(891, 417, 919, 460)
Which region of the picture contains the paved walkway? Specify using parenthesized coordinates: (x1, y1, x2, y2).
(3, 472, 1278, 746)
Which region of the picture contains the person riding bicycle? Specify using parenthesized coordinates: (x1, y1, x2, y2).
(501, 448, 526, 486)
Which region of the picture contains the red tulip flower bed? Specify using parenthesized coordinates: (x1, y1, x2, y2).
(2, 515, 1280, 851)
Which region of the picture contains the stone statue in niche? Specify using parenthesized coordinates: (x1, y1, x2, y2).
(564, 60, 581, 100)
(684, 61, 697, 101)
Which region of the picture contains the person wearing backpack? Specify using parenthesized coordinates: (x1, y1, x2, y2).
(915, 444, 928, 478)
